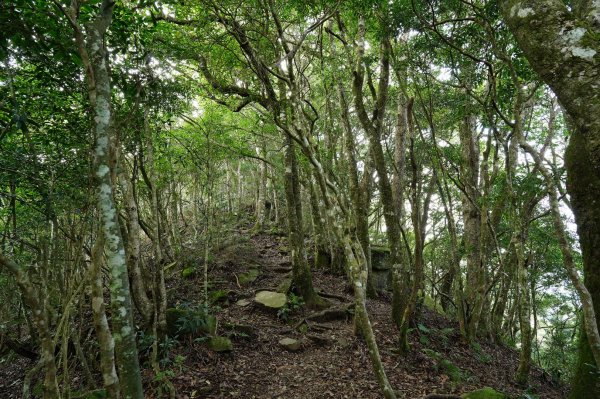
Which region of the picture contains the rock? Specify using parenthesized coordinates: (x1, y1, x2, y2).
(336, 336, 350, 349)
(254, 291, 287, 309)
(279, 337, 302, 352)
(276, 278, 292, 293)
(239, 268, 260, 285)
(208, 336, 233, 352)
(235, 298, 251, 307)
(371, 245, 391, 270)
(461, 388, 506, 399)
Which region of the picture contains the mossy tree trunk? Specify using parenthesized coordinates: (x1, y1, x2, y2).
(283, 134, 319, 306)
(335, 76, 375, 295)
(564, 131, 600, 397)
(351, 15, 407, 333)
(458, 115, 484, 342)
(63, 0, 144, 396)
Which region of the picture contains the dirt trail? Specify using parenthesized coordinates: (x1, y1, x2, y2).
(166, 231, 568, 399)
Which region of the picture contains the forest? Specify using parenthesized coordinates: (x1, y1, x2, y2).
(1, 0, 600, 398)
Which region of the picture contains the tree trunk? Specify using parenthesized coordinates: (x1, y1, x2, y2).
(458, 115, 484, 342)
(0, 254, 59, 399)
(352, 15, 406, 329)
(90, 235, 120, 398)
(117, 149, 152, 325)
(86, 3, 144, 396)
(335, 79, 375, 295)
(283, 135, 319, 306)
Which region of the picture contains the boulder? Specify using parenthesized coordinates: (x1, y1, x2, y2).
(279, 337, 302, 352)
(371, 246, 392, 291)
(254, 291, 287, 309)
(461, 387, 506, 399)
(239, 268, 260, 285)
(208, 336, 233, 352)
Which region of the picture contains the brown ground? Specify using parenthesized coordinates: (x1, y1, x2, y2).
(160, 230, 568, 399)
(0, 229, 569, 399)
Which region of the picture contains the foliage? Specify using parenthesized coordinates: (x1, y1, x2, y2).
(277, 293, 305, 321)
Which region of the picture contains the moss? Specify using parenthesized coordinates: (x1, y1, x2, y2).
(181, 267, 196, 279)
(209, 289, 229, 304)
(461, 387, 506, 399)
(440, 359, 464, 382)
(314, 248, 331, 269)
(70, 390, 107, 399)
(208, 336, 233, 352)
(423, 349, 465, 383)
(239, 268, 260, 284)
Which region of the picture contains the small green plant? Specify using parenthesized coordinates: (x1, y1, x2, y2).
(470, 342, 492, 363)
(159, 335, 179, 367)
(172, 354, 187, 373)
(277, 293, 304, 321)
(173, 303, 215, 336)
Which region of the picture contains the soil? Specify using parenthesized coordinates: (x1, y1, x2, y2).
(0, 229, 569, 399)
(159, 230, 569, 399)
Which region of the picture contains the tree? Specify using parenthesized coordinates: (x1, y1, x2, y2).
(501, 2, 600, 396)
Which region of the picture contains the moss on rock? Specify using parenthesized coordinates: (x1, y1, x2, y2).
(461, 387, 506, 399)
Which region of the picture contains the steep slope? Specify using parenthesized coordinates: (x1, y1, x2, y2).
(162, 230, 568, 399)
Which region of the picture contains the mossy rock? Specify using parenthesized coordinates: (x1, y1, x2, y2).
(165, 307, 216, 337)
(181, 267, 196, 279)
(254, 290, 287, 309)
(276, 277, 292, 293)
(239, 268, 260, 285)
(461, 387, 507, 399)
(279, 337, 302, 352)
(208, 336, 233, 352)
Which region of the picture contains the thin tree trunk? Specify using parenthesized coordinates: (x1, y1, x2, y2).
(458, 115, 484, 342)
(86, 3, 143, 395)
(117, 149, 152, 325)
(0, 254, 59, 399)
(283, 135, 319, 305)
(90, 234, 120, 398)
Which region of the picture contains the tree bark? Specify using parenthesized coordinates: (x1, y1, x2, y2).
(283, 135, 319, 306)
(458, 115, 484, 342)
(85, 2, 144, 396)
